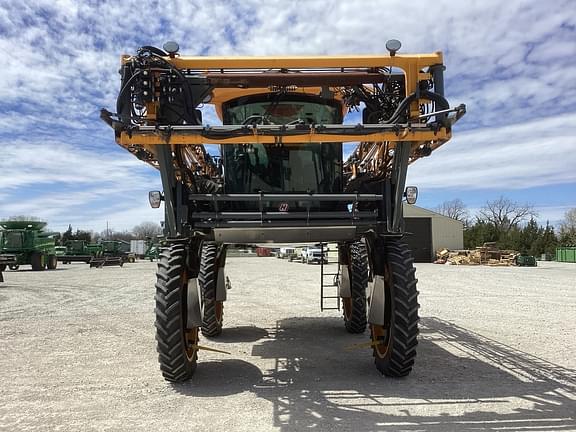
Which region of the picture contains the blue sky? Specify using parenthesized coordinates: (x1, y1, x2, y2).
(0, 0, 575, 232)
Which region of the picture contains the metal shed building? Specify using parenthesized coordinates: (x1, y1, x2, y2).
(402, 203, 464, 262)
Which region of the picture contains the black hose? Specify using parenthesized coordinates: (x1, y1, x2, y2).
(116, 69, 141, 122)
(383, 90, 449, 124)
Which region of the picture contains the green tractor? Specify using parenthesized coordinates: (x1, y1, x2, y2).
(0, 221, 58, 271)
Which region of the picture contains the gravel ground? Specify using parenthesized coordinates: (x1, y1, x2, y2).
(1, 258, 575, 431)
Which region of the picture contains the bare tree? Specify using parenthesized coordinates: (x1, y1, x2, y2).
(559, 208, 576, 231)
(132, 222, 162, 239)
(559, 208, 576, 244)
(434, 198, 469, 223)
(478, 196, 537, 234)
(101, 230, 135, 242)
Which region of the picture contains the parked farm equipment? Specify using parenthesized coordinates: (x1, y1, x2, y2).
(59, 240, 103, 264)
(144, 243, 161, 261)
(102, 40, 465, 382)
(89, 240, 133, 267)
(131, 237, 164, 261)
(0, 221, 58, 271)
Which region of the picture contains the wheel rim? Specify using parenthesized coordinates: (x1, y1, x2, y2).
(371, 324, 391, 358)
(371, 260, 392, 358)
(342, 297, 352, 320)
(215, 301, 224, 323)
(185, 327, 199, 361)
(181, 269, 199, 361)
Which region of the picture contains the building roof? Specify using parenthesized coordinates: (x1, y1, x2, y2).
(403, 203, 464, 226)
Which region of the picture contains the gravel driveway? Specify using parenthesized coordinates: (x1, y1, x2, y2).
(1, 258, 575, 431)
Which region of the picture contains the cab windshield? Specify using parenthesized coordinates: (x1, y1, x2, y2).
(3, 232, 23, 249)
(222, 94, 343, 194)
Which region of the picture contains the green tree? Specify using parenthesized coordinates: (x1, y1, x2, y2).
(62, 224, 73, 244)
(518, 218, 540, 254)
(540, 222, 559, 257)
(464, 215, 558, 257)
(464, 219, 498, 248)
(61, 225, 92, 244)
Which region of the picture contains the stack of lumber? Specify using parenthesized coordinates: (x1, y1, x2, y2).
(434, 243, 520, 266)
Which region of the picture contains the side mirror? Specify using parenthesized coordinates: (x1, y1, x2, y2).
(149, 191, 163, 208)
(404, 186, 418, 205)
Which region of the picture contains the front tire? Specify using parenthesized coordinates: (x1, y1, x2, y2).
(199, 243, 224, 338)
(47, 255, 58, 270)
(371, 241, 419, 377)
(154, 244, 198, 382)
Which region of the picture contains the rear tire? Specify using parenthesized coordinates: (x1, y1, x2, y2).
(343, 241, 368, 334)
(0, 264, 5, 272)
(199, 243, 224, 338)
(154, 244, 198, 382)
(371, 241, 419, 377)
(31, 253, 45, 271)
(47, 255, 58, 270)
(9, 264, 19, 271)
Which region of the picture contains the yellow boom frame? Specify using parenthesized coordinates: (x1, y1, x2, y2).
(106, 48, 464, 180)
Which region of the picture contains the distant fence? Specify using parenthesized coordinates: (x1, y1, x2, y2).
(556, 247, 576, 263)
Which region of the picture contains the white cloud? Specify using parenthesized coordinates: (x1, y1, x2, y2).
(0, 137, 161, 231)
(0, 138, 156, 190)
(407, 112, 576, 189)
(533, 205, 574, 226)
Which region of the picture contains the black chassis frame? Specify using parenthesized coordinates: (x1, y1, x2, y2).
(156, 137, 411, 243)
(156, 143, 410, 279)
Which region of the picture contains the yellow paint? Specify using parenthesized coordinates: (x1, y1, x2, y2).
(122, 52, 443, 69)
(118, 128, 450, 146)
